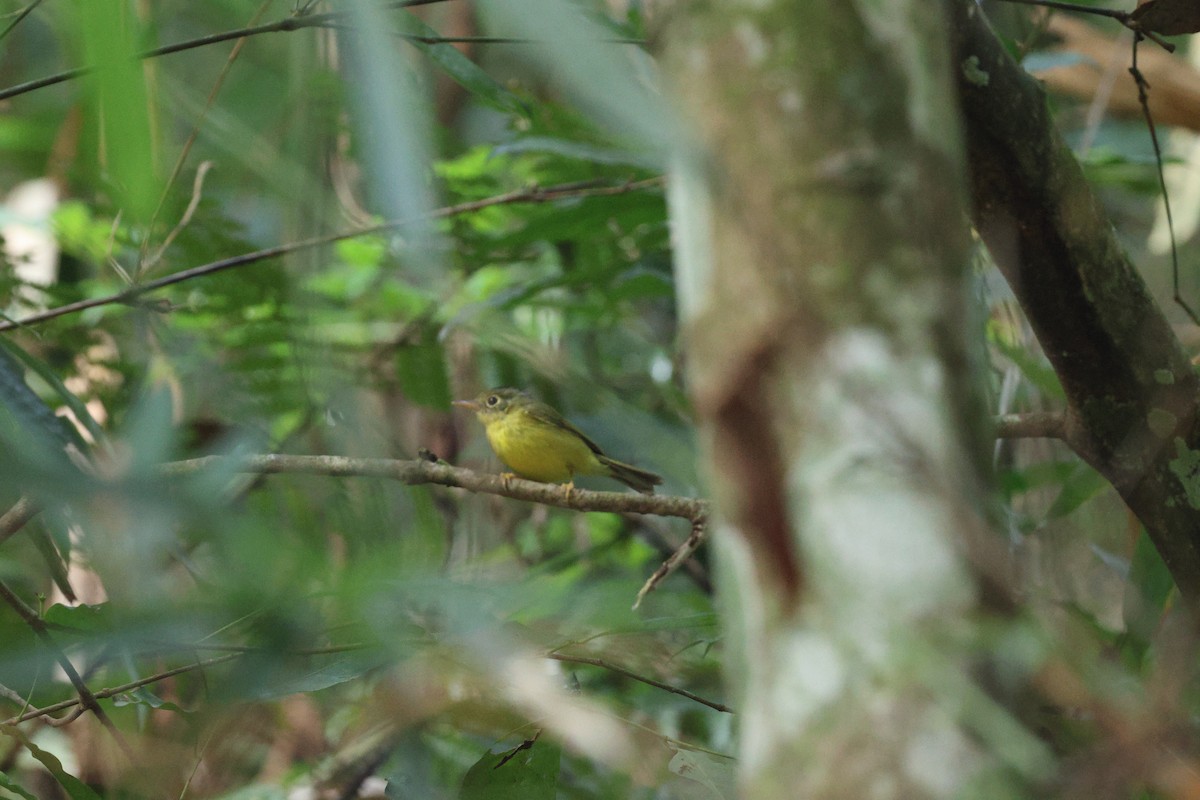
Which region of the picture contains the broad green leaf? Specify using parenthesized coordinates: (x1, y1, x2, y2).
(460, 738, 560, 800)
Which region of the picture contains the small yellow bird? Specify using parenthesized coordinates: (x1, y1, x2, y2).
(453, 387, 663, 494)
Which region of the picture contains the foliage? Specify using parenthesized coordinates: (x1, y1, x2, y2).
(0, 0, 1196, 797)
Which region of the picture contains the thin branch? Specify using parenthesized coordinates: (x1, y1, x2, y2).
(994, 411, 1067, 441)
(161, 453, 708, 523)
(548, 652, 731, 714)
(2, 654, 240, 725)
(991, 0, 1176, 51)
(0, 496, 40, 547)
(1128, 35, 1200, 327)
(0, 579, 135, 759)
(0, 178, 663, 332)
(633, 519, 708, 610)
(0, 0, 45, 45)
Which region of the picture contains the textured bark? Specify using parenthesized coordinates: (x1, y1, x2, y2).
(662, 2, 1032, 796)
(951, 3, 1200, 600)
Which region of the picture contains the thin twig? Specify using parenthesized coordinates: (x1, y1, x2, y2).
(3, 654, 240, 725)
(0, 0, 45, 45)
(0, 178, 663, 332)
(0, 0, 640, 104)
(1128, 35, 1200, 327)
(548, 652, 731, 713)
(634, 518, 708, 609)
(991, 0, 1176, 51)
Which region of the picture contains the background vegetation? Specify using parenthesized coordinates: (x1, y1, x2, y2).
(0, 0, 1197, 797)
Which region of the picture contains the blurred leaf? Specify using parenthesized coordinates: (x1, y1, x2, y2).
(665, 747, 737, 800)
(0, 771, 39, 800)
(1046, 464, 1109, 519)
(0, 339, 102, 445)
(0, 725, 102, 800)
(396, 12, 527, 117)
(493, 136, 656, 168)
(75, 0, 157, 222)
(1021, 51, 1093, 72)
(396, 341, 452, 409)
(242, 649, 387, 700)
(343, 3, 440, 273)
(460, 738, 561, 800)
(988, 332, 1064, 402)
(1124, 531, 1175, 644)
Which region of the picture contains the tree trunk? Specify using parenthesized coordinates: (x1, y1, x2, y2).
(661, 2, 1039, 795)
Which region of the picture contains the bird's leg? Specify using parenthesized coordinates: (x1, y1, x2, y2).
(563, 479, 576, 502)
(500, 471, 518, 491)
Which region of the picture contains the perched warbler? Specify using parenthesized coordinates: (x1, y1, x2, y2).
(453, 387, 663, 494)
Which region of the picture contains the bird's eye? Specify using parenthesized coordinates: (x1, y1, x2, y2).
(486, 395, 499, 407)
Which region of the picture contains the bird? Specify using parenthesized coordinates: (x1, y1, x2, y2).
(453, 387, 663, 494)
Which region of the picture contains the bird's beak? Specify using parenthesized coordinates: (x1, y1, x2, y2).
(452, 399, 479, 411)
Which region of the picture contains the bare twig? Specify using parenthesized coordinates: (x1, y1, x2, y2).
(0, 496, 40, 547)
(161, 453, 707, 523)
(992, 0, 1176, 51)
(549, 652, 731, 713)
(634, 518, 708, 609)
(0, 178, 664, 332)
(994, 411, 1067, 441)
(1128, 35, 1200, 327)
(2, 654, 240, 725)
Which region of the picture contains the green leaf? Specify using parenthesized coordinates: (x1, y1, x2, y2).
(0, 771, 39, 800)
(460, 738, 561, 800)
(396, 12, 528, 117)
(75, 0, 157, 222)
(0, 725, 102, 800)
(395, 341, 451, 409)
(242, 650, 386, 700)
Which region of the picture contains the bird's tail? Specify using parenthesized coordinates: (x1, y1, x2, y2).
(598, 455, 663, 494)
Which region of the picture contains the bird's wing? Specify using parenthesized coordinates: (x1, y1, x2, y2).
(524, 402, 606, 456)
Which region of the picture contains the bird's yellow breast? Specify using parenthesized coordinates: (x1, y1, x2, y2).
(483, 407, 603, 483)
